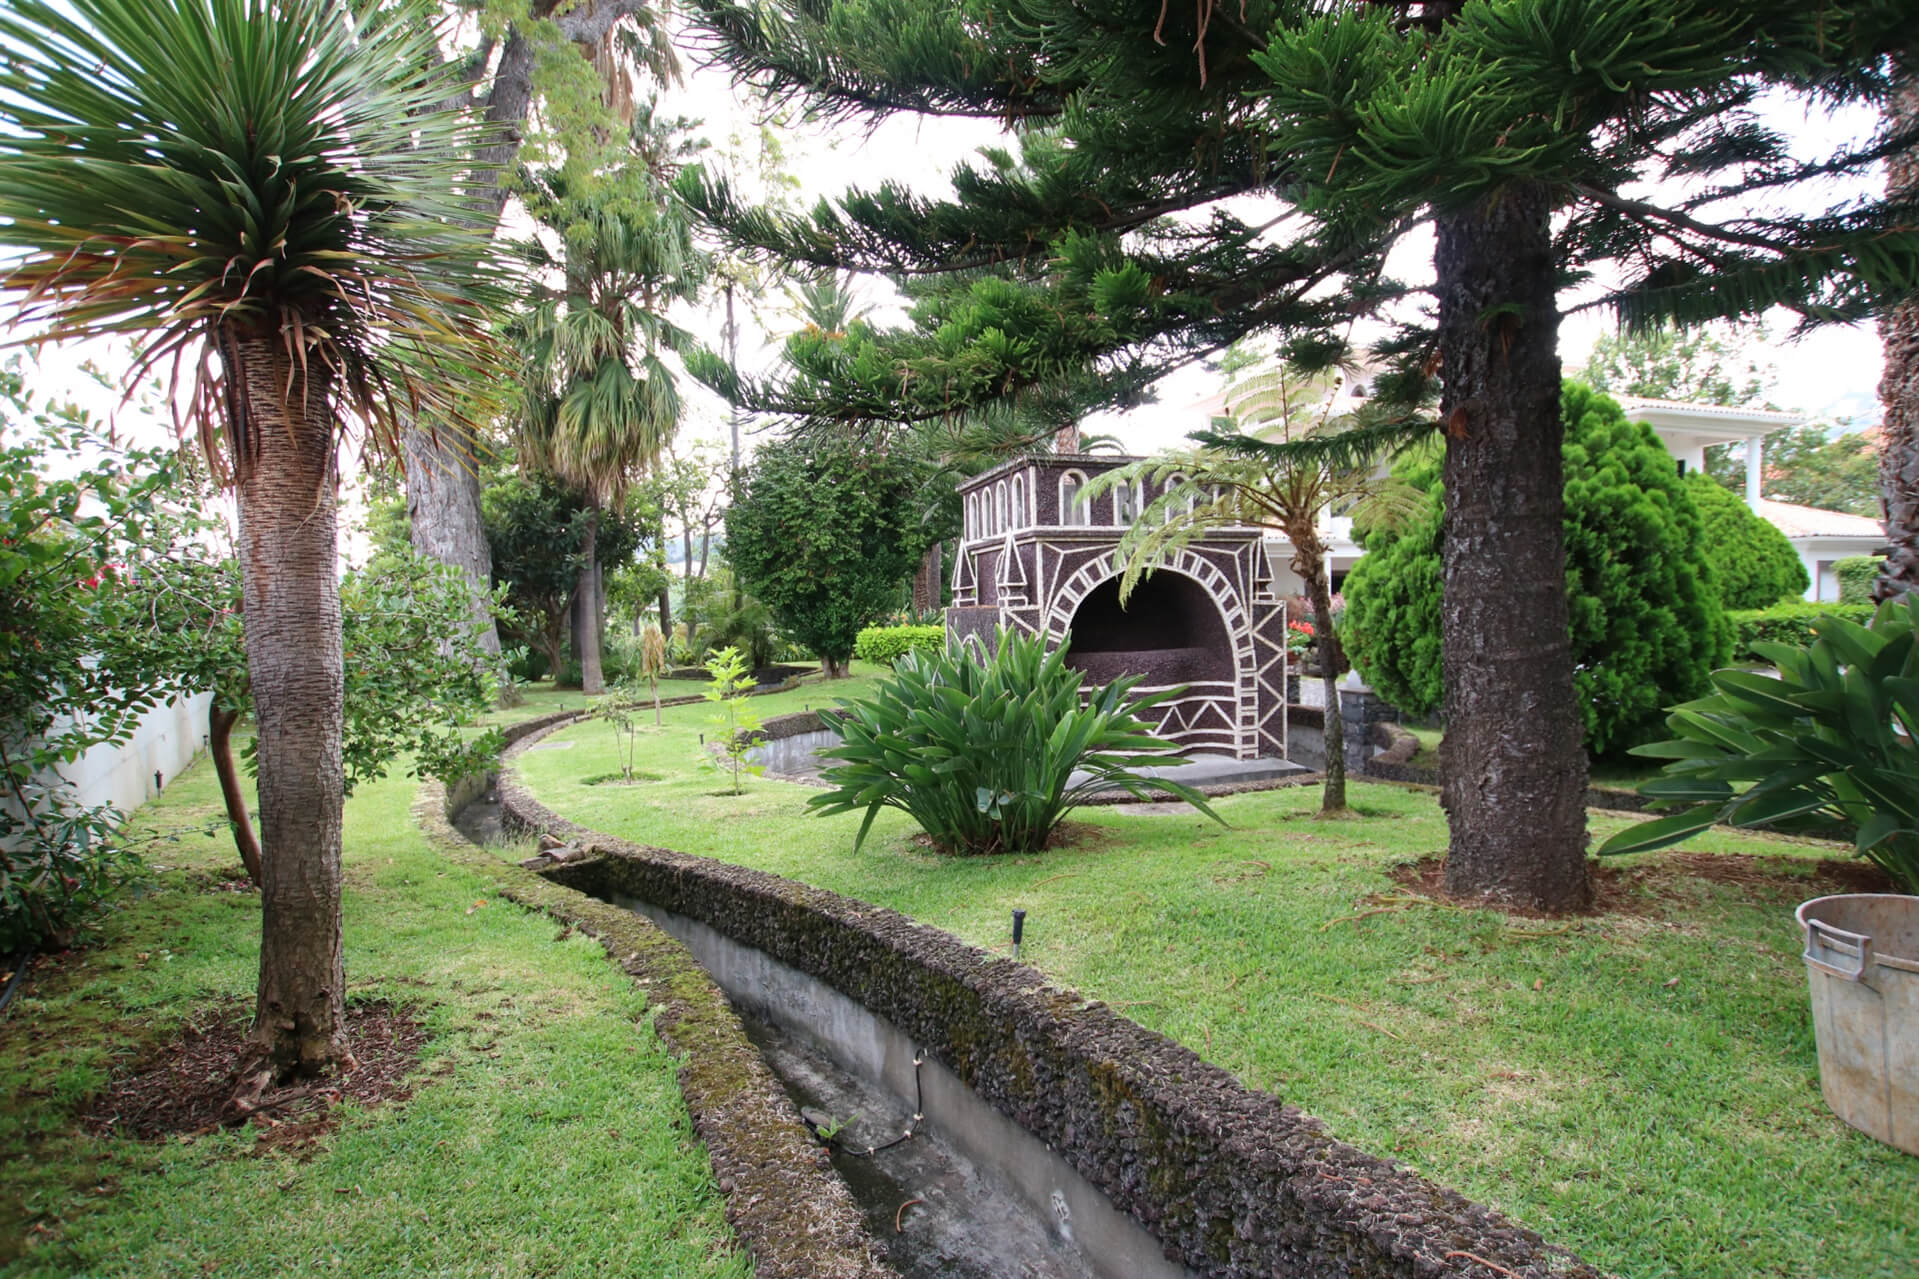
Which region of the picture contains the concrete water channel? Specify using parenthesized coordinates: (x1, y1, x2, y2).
(451, 789, 1192, 1277)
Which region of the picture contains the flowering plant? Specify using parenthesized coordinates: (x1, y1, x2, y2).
(1286, 618, 1316, 653)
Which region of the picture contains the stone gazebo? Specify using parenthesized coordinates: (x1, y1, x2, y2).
(947, 454, 1290, 760)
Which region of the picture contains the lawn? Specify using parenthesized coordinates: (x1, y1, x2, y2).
(513, 676, 1918, 1279)
(0, 723, 748, 1279)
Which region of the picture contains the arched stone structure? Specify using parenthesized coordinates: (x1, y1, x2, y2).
(949, 454, 1289, 759)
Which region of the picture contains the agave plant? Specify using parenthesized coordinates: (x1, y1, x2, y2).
(810, 630, 1221, 855)
(1599, 596, 1919, 893)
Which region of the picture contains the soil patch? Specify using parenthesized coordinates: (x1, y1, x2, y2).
(83, 1000, 428, 1147)
(1389, 851, 1893, 919)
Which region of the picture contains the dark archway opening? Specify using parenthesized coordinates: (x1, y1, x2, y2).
(1062, 571, 1233, 685)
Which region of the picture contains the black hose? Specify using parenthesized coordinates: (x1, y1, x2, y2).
(0, 950, 34, 1020)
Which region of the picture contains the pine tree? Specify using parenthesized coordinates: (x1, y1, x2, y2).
(684, 0, 1919, 911)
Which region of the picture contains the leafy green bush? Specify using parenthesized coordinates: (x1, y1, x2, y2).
(1343, 382, 1730, 756)
(1685, 475, 1809, 609)
(1727, 600, 1875, 659)
(853, 625, 945, 666)
(1600, 596, 1919, 893)
(1, 368, 181, 949)
(810, 631, 1219, 854)
(725, 434, 943, 676)
(1835, 555, 1884, 605)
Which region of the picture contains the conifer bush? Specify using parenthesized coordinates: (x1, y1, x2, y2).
(1343, 384, 1730, 756)
(810, 631, 1218, 855)
(1685, 474, 1809, 610)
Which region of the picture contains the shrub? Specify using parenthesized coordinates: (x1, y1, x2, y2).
(1835, 555, 1884, 605)
(853, 625, 945, 666)
(702, 647, 765, 795)
(1600, 596, 1919, 893)
(1343, 382, 1730, 756)
(1685, 474, 1809, 609)
(1, 372, 180, 949)
(810, 630, 1219, 854)
(1727, 600, 1875, 659)
(725, 434, 943, 676)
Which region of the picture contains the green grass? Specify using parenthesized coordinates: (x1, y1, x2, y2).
(514, 686, 1918, 1279)
(0, 726, 748, 1278)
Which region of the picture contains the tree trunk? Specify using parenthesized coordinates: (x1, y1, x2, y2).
(1878, 71, 1919, 603)
(226, 328, 350, 1076)
(911, 540, 943, 614)
(208, 701, 262, 887)
(1298, 551, 1346, 814)
(658, 585, 673, 637)
(1433, 183, 1591, 913)
(578, 507, 605, 695)
(402, 422, 501, 664)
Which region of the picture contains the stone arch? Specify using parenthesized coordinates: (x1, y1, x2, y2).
(1048, 549, 1251, 682)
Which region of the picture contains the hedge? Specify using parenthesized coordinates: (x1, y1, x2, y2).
(852, 624, 945, 666)
(1727, 600, 1875, 658)
(1835, 555, 1884, 605)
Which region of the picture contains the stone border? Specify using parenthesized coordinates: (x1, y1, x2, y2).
(497, 719, 1599, 1279)
(418, 711, 889, 1279)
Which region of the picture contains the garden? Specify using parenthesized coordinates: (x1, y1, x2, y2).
(4, 0, 1919, 1278)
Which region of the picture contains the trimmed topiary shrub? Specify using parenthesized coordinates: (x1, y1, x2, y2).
(853, 624, 945, 666)
(1343, 382, 1731, 757)
(810, 630, 1218, 854)
(1685, 474, 1809, 609)
(1727, 600, 1876, 658)
(1835, 555, 1884, 605)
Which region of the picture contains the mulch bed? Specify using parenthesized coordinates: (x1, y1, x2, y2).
(83, 1000, 428, 1148)
(1389, 851, 1894, 919)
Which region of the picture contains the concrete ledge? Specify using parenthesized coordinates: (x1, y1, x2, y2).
(415, 736, 888, 1279)
(496, 721, 1599, 1279)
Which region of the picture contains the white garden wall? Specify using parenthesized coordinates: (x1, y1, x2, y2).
(55, 691, 213, 816)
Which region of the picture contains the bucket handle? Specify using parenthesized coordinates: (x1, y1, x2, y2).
(1804, 917, 1874, 982)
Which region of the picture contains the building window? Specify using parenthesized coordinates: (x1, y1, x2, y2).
(1010, 474, 1025, 530)
(1059, 470, 1088, 524)
(1166, 472, 1195, 516)
(995, 482, 1008, 535)
(1114, 478, 1138, 526)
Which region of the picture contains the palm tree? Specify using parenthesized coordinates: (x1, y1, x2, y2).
(0, 0, 501, 1078)
(1092, 361, 1421, 814)
(514, 154, 702, 695)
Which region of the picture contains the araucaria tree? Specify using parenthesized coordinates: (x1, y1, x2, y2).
(725, 434, 933, 676)
(0, 0, 500, 1076)
(685, 0, 1919, 911)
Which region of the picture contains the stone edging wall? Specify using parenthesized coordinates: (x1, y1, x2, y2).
(494, 724, 1598, 1279)
(417, 716, 889, 1279)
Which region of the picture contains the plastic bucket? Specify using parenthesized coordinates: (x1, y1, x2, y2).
(1796, 893, 1919, 1155)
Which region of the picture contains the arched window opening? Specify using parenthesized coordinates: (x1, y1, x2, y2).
(1059, 470, 1087, 524)
(995, 482, 1008, 535)
(1010, 474, 1025, 530)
